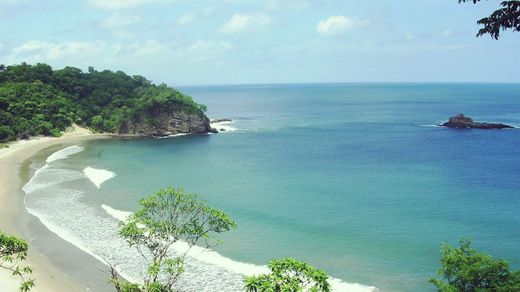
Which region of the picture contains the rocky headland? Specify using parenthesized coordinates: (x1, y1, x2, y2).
(119, 109, 218, 137)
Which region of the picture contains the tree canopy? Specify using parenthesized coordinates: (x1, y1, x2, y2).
(429, 239, 520, 291)
(459, 0, 520, 39)
(0, 231, 34, 292)
(0, 62, 207, 143)
(110, 187, 236, 292)
(244, 258, 331, 292)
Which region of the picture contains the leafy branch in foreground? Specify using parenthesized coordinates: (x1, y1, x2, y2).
(244, 258, 331, 292)
(109, 187, 237, 291)
(459, 0, 520, 39)
(429, 239, 520, 291)
(0, 231, 35, 291)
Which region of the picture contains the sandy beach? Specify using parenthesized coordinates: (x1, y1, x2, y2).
(0, 126, 110, 291)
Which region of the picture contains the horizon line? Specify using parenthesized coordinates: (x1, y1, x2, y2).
(175, 81, 520, 88)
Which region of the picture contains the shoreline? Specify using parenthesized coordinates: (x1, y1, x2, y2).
(1, 126, 377, 292)
(0, 129, 110, 291)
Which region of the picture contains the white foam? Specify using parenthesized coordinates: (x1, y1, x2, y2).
(22, 164, 49, 193)
(210, 120, 245, 133)
(46, 145, 84, 163)
(22, 166, 85, 194)
(103, 205, 378, 292)
(83, 167, 116, 189)
(158, 133, 189, 139)
(101, 204, 132, 221)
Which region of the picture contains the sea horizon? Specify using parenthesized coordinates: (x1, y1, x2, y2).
(175, 81, 520, 88)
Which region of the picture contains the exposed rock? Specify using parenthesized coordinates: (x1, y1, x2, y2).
(440, 114, 514, 129)
(220, 128, 226, 132)
(118, 108, 217, 137)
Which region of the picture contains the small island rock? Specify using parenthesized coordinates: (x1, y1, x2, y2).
(440, 114, 514, 129)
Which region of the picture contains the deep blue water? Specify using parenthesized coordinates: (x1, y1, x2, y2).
(26, 83, 520, 291)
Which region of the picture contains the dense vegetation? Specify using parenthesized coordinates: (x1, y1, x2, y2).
(0, 231, 34, 291)
(0, 63, 207, 143)
(430, 239, 520, 291)
(244, 258, 331, 292)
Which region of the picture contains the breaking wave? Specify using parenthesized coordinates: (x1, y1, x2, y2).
(24, 146, 377, 292)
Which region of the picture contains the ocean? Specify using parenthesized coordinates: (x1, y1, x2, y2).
(23, 83, 520, 291)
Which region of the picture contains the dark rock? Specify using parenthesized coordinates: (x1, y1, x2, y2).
(440, 114, 514, 129)
(220, 128, 226, 132)
(118, 109, 216, 137)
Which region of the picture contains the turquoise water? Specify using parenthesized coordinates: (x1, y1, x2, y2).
(26, 83, 520, 291)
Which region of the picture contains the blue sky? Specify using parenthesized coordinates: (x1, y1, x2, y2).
(0, 0, 519, 85)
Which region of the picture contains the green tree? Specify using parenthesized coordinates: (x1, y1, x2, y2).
(459, 0, 520, 39)
(429, 239, 520, 291)
(244, 258, 331, 292)
(0, 62, 210, 142)
(110, 187, 237, 292)
(0, 231, 35, 291)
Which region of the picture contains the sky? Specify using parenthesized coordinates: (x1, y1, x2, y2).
(0, 0, 519, 85)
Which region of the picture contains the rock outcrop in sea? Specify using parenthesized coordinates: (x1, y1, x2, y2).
(118, 109, 217, 137)
(440, 114, 514, 129)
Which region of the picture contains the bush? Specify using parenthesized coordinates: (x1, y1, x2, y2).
(429, 239, 520, 291)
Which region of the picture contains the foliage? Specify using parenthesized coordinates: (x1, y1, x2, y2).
(110, 187, 237, 292)
(459, 0, 520, 39)
(429, 239, 520, 292)
(0, 231, 35, 291)
(244, 258, 331, 292)
(0, 62, 207, 142)
(0, 81, 75, 141)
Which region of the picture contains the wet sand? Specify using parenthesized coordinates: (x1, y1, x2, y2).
(0, 129, 113, 291)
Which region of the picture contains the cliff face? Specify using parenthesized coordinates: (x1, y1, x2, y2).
(118, 108, 217, 137)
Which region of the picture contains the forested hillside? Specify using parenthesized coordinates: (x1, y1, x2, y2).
(0, 63, 208, 142)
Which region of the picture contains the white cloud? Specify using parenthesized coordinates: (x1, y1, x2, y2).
(3, 39, 233, 69)
(220, 13, 272, 34)
(7, 40, 123, 65)
(87, 0, 167, 10)
(316, 16, 355, 36)
(5, 40, 100, 67)
(177, 13, 196, 26)
(101, 13, 142, 29)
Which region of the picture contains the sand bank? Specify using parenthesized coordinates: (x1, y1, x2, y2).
(0, 125, 109, 291)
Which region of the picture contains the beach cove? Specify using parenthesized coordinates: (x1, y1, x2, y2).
(0, 126, 113, 291)
(0, 121, 376, 292)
